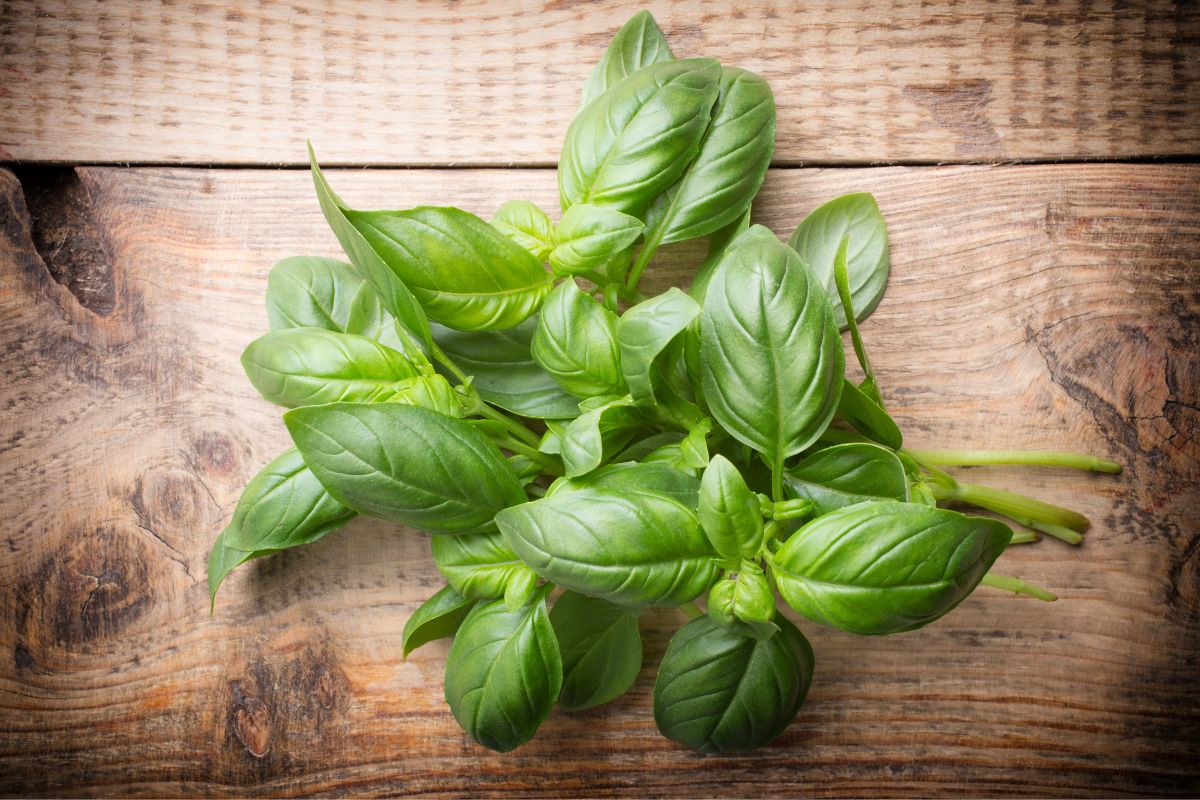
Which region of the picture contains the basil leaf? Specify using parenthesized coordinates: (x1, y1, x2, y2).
(678, 420, 712, 471)
(496, 487, 719, 607)
(558, 395, 645, 477)
(549, 204, 644, 276)
(707, 561, 775, 626)
(550, 591, 643, 711)
(690, 205, 752, 304)
(698, 455, 764, 562)
(580, 10, 673, 107)
(786, 442, 909, 516)
(641, 67, 775, 248)
(772, 501, 1013, 635)
(210, 448, 355, 606)
(560, 59, 722, 216)
(618, 288, 700, 405)
(491, 200, 553, 261)
(432, 530, 535, 600)
(699, 226, 845, 468)
(531, 280, 625, 399)
(387, 373, 461, 417)
(788, 192, 890, 328)
(612, 431, 685, 463)
(444, 597, 561, 753)
(431, 319, 578, 419)
(241, 328, 420, 408)
(837, 378, 903, 449)
(547, 461, 700, 508)
(284, 403, 524, 534)
(402, 585, 476, 658)
(653, 615, 814, 752)
(345, 205, 554, 331)
(309, 146, 432, 349)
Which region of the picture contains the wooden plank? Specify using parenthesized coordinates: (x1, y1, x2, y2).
(0, 163, 1197, 796)
(1, 0, 1197, 166)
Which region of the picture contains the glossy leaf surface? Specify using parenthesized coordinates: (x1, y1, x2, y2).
(786, 442, 909, 516)
(698, 455, 764, 562)
(549, 204, 644, 275)
(707, 562, 775, 626)
(433, 530, 534, 600)
(402, 585, 476, 657)
(548, 461, 699, 507)
(837, 378, 903, 450)
(580, 10, 673, 106)
(558, 395, 645, 477)
(550, 591, 643, 711)
(618, 288, 700, 405)
(531, 280, 625, 399)
(491, 200, 553, 261)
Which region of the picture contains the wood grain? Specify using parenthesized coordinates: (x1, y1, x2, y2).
(0, 163, 1197, 796)
(1, 0, 1198, 166)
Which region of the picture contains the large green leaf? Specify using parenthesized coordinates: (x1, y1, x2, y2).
(444, 597, 562, 753)
(785, 442, 909, 516)
(788, 192, 890, 328)
(284, 403, 524, 534)
(431, 319, 578, 419)
(549, 204, 644, 276)
(772, 501, 1013, 635)
(241, 328, 420, 408)
(531, 280, 625, 399)
(547, 461, 699, 508)
(699, 226, 845, 468)
(345, 205, 553, 331)
(617, 288, 700, 405)
(653, 615, 813, 752)
(496, 487, 719, 607)
(698, 455, 764, 563)
(550, 591, 643, 711)
(560, 59, 722, 216)
(580, 10, 673, 107)
(432, 530, 536, 600)
(402, 585, 476, 658)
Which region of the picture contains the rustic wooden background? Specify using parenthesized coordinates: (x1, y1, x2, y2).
(1, 1, 1198, 797)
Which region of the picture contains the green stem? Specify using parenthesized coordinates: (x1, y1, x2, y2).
(475, 402, 541, 449)
(525, 483, 547, 499)
(1008, 528, 1040, 545)
(577, 269, 610, 287)
(498, 437, 563, 477)
(906, 448, 1121, 474)
(932, 482, 1086, 544)
(429, 342, 470, 385)
(624, 226, 666, 293)
(681, 602, 704, 620)
(981, 573, 1057, 602)
(771, 458, 785, 503)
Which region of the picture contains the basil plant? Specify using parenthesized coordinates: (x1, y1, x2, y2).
(211, 11, 1119, 754)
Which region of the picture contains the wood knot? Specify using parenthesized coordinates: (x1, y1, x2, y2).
(234, 692, 273, 759)
(316, 669, 336, 710)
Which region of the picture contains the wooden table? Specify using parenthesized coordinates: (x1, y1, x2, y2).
(1, 2, 1198, 796)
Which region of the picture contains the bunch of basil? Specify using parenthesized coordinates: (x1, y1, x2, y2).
(210, 11, 1119, 753)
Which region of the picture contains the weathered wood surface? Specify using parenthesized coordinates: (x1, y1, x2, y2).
(1, 0, 1198, 166)
(0, 163, 1197, 797)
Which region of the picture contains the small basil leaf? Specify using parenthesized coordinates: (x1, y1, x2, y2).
(432, 530, 530, 600)
(678, 419, 712, 471)
(549, 204, 644, 276)
(207, 532, 268, 610)
(707, 562, 775, 626)
(431, 318, 579, 419)
(653, 615, 814, 753)
(837, 378, 903, 449)
(698, 455, 764, 562)
(788, 192, 890, 328)
(772, 501, 1013, 635)
(786, 442, 909, 516)
(402, 585, 476, 658)
(345, 205, 554, 331)
(444, 597, 562, 753)
(491, 200, 553, 261)
(241, 328, 420, 408)
(580, 10, 673, 107)
(612, 431, 685, 463)
(551, 591, 643, 711)
(547, 461, 700, 508)
(309, 146, 432, 349)
(560, 59, 722, 216)
(699, 226, 845, 468)
(387, 373, 462, 417)
(618, 288, 700, 405)
(531, 280, 625, 399)
(558, 396, 645, 477)
(496, 487, 720, 607)
(284, 403, 524, 534)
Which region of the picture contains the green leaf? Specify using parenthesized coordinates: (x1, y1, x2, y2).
(345, 205, 554, 331)
(241, 328, 420, 408)
(210, 448, 355, 607)
(309, 145, 432, 349)
(387, 373, 462, 417)
(785, 442, 909, 516)
(788, 192, 890, 328)
(580, 10, 673, 107)
(491, 200, 553, 261)
(432, 530, 534, 600)
(699, 226, 845, 468)
(560, 58, 722, 216)
(549, 204, 644, 276)
(550, 591, 643, 711)
(698, 455, 764, 562)
(496, 487, 720, 607)
(707, 561, 775, 626)
(617, 288, 700, 405)
(772, 501, 1013, 635)
(837, 378, 903, 449)
(678, 419, 712, 471)
(653, 615, 813, 752)
(402, 585, 476, 658)
(431, 318, 579, 419)
(690, 205, 752, 304)
(444, 597, 562, 753)
(547, 461, 700, 508)
(531, 280, 625, 399)
(558, 395, 645, 477)
(284, 403, 525, 534)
